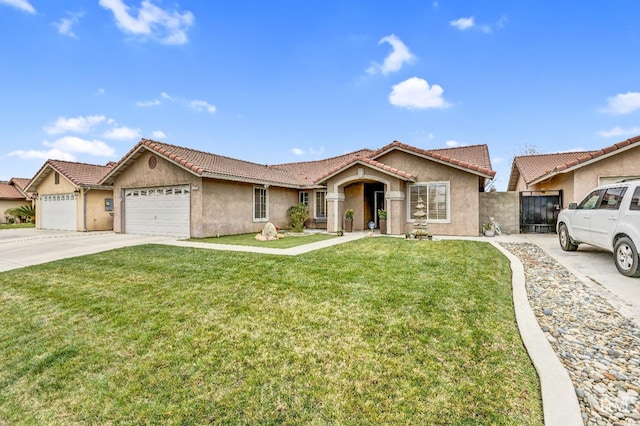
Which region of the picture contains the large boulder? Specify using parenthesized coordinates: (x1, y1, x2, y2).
(261, 222, 278, 241)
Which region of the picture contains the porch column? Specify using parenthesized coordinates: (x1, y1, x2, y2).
(386, 191, 405, 235)
(326, 191, 344, 233)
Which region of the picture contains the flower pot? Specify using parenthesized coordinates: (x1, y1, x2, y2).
(379, 219, 387, 234)
(484, 229, 495, 237)
(344, 219, 353, 232)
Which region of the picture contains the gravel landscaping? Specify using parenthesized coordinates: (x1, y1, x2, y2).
(502, 243, 640, 426)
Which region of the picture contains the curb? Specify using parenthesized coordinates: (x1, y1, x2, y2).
(492, 242, 583, 426)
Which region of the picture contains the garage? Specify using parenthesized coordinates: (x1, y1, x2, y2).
(40, 193, 77, 231)
(124, 185, 190, 237)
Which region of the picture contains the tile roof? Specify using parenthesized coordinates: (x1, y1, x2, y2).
(0, 181, 27, 200)
(508, 135, 640, 190)
(25, 160, 115, 193)
(101, 138, 495, 188)
(102, 139, 374, 187)
(9, 178, 31, 194)
(370, 141, 496, 178)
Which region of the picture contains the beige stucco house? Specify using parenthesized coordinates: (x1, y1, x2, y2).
(506, 135, 640, 233)
(508, 135, 640, 205)
(99, 139, 495, 238)
(0, 178, 32, 224)
(25, 160, 115, 232)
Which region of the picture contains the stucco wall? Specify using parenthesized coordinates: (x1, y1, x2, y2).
(201, 179, 298, 237)
(344, 182, 364, 230)
(479, 191, 520, 235)
(111, 151, 202, 235)
(573, 147, 640, 202)
(83, 189, 114, 231)
(377, 151, 482, 236)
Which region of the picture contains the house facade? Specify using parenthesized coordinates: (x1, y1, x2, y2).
(0, 178, 32, 224)
(25, 160, 115, 232)
(507, 135, 640, 232)
(100, 139, 495, 238)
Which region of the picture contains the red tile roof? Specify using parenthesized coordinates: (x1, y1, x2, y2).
(0, 181, 27, 200)
(508, 135, 640, 190)
(101, 139, 495, 188)
(369, 141, 496, 178)
(25, 160, 115, 193)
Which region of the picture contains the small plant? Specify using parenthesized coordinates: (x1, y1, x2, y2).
(377, 209, 387, 220)
(287, 203, 309, 233)
(483, 223, 493, 231)
(345, 209, 354, 220)
(336, 227, 344, 236)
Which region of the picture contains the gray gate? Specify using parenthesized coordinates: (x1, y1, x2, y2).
(520, 191, 562, 233)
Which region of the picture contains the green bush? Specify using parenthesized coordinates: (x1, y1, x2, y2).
(288, 203, 309, 233)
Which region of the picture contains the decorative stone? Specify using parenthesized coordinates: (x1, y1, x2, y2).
(261, 222, 278, 241)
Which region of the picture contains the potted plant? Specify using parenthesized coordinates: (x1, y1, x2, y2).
(336, 227, 344, 236)
(483, 223, 495, 237)
(344, 208, 354, 232)
(378, 209, 387, 234)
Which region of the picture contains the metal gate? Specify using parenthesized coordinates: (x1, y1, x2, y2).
(520, 190, 562, 233)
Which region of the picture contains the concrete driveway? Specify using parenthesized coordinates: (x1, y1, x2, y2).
(504, 233, 640, 325)
(0, 228, 174, 272)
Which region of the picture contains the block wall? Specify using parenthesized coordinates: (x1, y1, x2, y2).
(479, 191, 520, 235)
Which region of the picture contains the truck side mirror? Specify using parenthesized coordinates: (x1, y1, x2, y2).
(568, 202, 578, 210)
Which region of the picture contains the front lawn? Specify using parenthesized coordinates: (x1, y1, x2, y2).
(0, 239, 542, 424)
(190, 231, 336, 248)
(0, 222, 34, 230)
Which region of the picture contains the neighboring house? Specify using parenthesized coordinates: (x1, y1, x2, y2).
(507, 135, 640, 232)
(99, 139, 495, 238)
(0, 178, 32, 224)
(24, 160, 115, 232)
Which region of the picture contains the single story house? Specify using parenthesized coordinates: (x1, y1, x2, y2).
(99, 139, 495, 238)
(24, 160, 115, 231)
(0, 178, 32, 224)
(507, 135, 640, 232)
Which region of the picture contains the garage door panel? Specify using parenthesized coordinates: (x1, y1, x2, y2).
(124, 185, 190, 237)
(40, 193, 77, 231)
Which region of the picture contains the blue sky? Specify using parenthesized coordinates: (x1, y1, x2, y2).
(1, 0, 639, 190)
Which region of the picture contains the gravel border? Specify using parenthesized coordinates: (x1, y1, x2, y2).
(501, 242, 640, 426)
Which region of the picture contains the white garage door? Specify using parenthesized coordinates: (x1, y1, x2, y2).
(40, 193, 77, 231)
(124, 185, 191, 238)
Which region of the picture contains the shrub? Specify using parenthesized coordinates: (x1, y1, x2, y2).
(288, 203, 309, 233)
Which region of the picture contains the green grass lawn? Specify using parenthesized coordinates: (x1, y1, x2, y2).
(0, 222, 34, 230)
(190, 231, 336, 248)
(0, 239, 542, 424)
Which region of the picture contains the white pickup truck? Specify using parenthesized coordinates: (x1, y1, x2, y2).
(557, 180, 640, 277)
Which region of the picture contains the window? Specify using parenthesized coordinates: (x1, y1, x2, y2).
(299, 191, 309, 206)
(54, 172, 60, 185)
(315, 191, 326, 218)
(254, 186, 268, 221)
(578, 190, 603, 210)
(631, 187, 640, 211)
(598, 187, 626, 210)
(105, 198, 113, 211)
(408, 182, 450, 222)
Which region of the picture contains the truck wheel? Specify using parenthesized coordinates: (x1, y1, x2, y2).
(614, 237, 640, 277)
(558, 223, 578, 251)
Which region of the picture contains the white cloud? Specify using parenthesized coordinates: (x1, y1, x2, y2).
(8, 148, 75, 161)
(0, 0, 35, 14)
(366, 34, 415, 75)
(44, 136, 115, 156)
(389, 77, 449, 110)
(450, 17, 474, 31)
(601, 92, 640, 115)
(103, 126, 141, 140)
(45, 115, 106, 135)
(190, 100, 216, 114)
(445, 140, 460, 147)
(53, 12, 84, 38)
(292, 148, 304, 156)
(136, 99, 161, 107)
(161, 91, 174, 101)
(597, 126, 640, 138)
(151, 130, 166, 139)
(99, 0, 194, 45)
